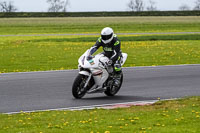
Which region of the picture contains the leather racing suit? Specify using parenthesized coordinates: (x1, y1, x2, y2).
(88, 34, 122, 74)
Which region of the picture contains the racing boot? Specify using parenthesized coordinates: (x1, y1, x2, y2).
(113, 73, 121, 88)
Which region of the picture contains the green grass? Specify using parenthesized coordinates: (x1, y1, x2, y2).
(1, 35, 200, 73)
(0, 16, 200, 35)
(0, 97, 200, 133)
(0, 16, 200, 73)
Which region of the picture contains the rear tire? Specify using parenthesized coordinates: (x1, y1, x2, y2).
(104, 72, 123, 96)
(72, 74, 88, 99)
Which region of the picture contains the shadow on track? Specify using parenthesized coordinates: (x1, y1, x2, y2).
(74, 95, 157, 101)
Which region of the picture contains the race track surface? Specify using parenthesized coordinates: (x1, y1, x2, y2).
(0, 65, 200, 113)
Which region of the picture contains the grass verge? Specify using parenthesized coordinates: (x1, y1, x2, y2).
(0, 97, 200, 133)
(0, 16, 200, 35)
(0, 35, 200, 73)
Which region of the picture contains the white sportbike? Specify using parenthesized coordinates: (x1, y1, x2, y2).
(72, 49, 128, 99)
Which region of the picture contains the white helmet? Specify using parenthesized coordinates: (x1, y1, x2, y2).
(101, 27, 114, 44)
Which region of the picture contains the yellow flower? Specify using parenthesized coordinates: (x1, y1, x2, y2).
(134, 117, 139, 120)
(105, 131, 110, 133)
(175, 119, 179, 121)
(156, 123, 161, 126)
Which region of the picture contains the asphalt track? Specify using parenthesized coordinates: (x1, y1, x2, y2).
(0, 65, 200, 113)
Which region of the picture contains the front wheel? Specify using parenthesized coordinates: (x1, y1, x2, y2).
(72, 74, 88, 99)
(104, 72, 123, 96)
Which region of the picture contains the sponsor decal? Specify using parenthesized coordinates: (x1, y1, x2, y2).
(88, 59, 95, 65)
(104, 47, 112, 51)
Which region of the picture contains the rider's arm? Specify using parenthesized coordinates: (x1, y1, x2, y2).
(88, 38, 102, 55)
(110, 40, 121, 62)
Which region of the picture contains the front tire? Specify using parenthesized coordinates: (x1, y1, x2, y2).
(72, 74, 88, 99)
(104, 72, 123, 96)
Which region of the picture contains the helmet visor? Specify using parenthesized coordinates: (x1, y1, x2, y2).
(101, 33, 113, 41)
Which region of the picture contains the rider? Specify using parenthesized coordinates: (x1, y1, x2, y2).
(87, 27, 122, 87)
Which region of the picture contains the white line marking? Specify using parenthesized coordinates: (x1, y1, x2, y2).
(1, 64, 200, 75)
(3, 100, 158, 114)
(3, 98, 178, 114)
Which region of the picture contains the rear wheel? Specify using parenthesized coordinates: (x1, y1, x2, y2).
(104, 72, 123, 96)
(72, 74, 88, 99)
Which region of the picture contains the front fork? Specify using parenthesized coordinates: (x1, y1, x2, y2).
(83, 74, 92, 89)
(79, 71, 92, 89)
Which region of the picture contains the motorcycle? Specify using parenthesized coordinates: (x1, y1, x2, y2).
(72, 49, 128, 99)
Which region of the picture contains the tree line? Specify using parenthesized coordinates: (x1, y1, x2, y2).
(0, 0, 200, 12)
(127, 0, 200, 11)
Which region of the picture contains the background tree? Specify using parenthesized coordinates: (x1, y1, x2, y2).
(179, 4, 190, 11)
(47, 0, 69, 12)
(127, 0, 144, 12)
(0, 1, 17, 12)
(146, 0, 157, 11)
(194, 0, 200, 10)
(63, 0, 70, 12)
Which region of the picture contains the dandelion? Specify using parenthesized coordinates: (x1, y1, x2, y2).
(175, 119, 179, 122)
(134, 117, 139, 120)
(63, 122, 69, 126)
(180, 117, 184, 120)
(60, 67, 65, 70)
(105, 131, 110, 133)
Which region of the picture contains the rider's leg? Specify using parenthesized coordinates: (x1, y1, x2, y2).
(113, 57, 122, 87)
